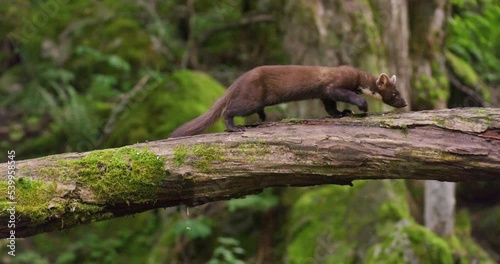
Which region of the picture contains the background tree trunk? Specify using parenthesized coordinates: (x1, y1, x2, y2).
(281, 0, 457, 238)
(409, 0, 450, 110)
(409, 0, 455, 237)
(372, 0, 412, 110)
(280, 0, 413, 117)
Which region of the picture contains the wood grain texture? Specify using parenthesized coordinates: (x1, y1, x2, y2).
(1, 108, 499, 238)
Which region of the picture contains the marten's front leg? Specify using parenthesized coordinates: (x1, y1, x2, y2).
(321, 99, 353, 118)
(328, 89, 368, 112)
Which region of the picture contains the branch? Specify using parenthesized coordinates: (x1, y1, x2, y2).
(98, 73, 151, 146)
(197, 14, 274, 45)
(1, 108, 499, 238)
(447, 70, 490, 107)
(180, 0, 197, 69)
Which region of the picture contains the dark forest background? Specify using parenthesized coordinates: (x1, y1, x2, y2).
(0, 0, 499, 263)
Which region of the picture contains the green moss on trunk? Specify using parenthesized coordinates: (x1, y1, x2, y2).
(173, 144, 225, 172)
(65, 147, 166, 203)
(0, 147, 165, 227)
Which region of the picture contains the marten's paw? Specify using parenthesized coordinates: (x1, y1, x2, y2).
(227, 126, 246, 132)
(328, 109, 353, 118)
(358, 101, 368, 112)
(340, 109, 354, 117)
(328, 113, 343, 118)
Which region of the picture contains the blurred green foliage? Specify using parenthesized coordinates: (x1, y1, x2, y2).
(12, 211, 160, 264)
(173, 217, 214, 241)
(0, 0, 498, 263)
(285, 181, 494, 263)
(1, 1, 284, 263)
(208, 237, 246, 264)
(0, 0, 284, 157)
(448, 0, 500, 84)
(104, 70, 227, 147)
(227, 188, 279, 212)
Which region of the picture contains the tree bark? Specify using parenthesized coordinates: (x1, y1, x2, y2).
(1, 108, 499, 238)
(424, 179, 456, 236)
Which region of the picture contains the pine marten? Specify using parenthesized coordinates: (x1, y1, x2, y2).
(170, 65, 407, 137)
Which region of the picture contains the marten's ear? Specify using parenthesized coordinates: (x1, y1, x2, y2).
(376, 73, 390, 88)
(390, 75, 397, 84)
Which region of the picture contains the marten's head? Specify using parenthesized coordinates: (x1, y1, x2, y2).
(374, 73, 407, 108)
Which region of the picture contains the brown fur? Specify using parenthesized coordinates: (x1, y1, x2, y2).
(169, 95, 231, 138)
(170, 65, 406, 138)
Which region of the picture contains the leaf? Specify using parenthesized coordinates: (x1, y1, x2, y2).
(173, 218, 213, 240)
(217, 237, 240, 246)
(107, 55, 131, 72)
(227, 188, 279, 212)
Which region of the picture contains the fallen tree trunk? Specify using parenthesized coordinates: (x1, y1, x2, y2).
(1, 108, 499, 238)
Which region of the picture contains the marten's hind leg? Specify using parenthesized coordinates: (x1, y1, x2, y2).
(258, 110, 266, 122)
(224, 115, 244, 132)
(223, 102, 259, 132)
(223, 93, 265, 131)
(225, 109, 265, 131)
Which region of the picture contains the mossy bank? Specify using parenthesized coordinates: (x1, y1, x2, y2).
(284, 180, 495, 263)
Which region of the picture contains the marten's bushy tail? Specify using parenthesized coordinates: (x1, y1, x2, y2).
(169, 96, 230, 138)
